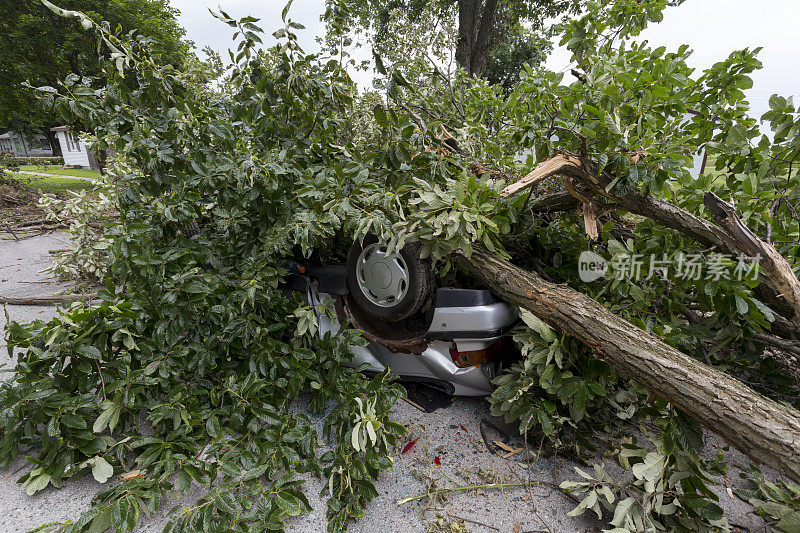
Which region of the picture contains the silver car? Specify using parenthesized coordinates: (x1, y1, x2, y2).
(285, 236, 519, 396)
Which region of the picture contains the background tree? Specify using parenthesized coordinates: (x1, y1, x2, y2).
(0, 0, 190, 153)
(328, 0, 579, 82)
(480, 20, 551, 93)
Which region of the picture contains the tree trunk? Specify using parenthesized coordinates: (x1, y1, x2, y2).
(455, 0, 498, 76)
(45, 128, 61, 158)
(458, 246, 800, 483)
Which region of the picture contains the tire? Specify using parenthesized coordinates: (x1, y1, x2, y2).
(346, 234, 433, 322)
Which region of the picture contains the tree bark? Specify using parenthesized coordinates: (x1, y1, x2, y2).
(455, 0, 498, 76)
(470, 0, 498, 75)
(704, 192, 800, 324)
(458, 246, 800, 483)
(455, 0, 480, 74)
(45, 128, 61, 157)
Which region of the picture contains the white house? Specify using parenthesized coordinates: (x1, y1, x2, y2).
(51, 125, 99, 169)
(0, 131, 54, 157)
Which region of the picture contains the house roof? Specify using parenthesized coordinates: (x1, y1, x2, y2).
(50, 125, 69, 132)
(0, 133, 9, 140)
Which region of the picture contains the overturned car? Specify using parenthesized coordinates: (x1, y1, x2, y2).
(285, 235, 520, 396)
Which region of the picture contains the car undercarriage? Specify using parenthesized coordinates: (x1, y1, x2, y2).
(284, 238, 521, 396)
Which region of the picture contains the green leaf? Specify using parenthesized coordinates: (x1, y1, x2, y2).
(632, 452, 666, 482)
(674, 411, 704, 453)
(374, 106, 389, 128)
(275, 492, 303, 516)
(61, 412, 87, 429)
(611, 497, 636, 527)
(206, 416, 221, 439)
(25, 472, 52, 495)
(76, 344, 102, 359)
(281, 0, 294, 22)
(519, 310, 556, 342)
(777, 511, 800, 532)
(683, 494, 724, 521)
(93, 402, 121, 434)
(735, 295, 749, 315)
(91, 456, 114, 483)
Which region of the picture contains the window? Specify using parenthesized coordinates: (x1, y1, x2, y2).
(38, 135, 51, 150)
(64, 131, 73, 152)
(66, 131, 81, 151)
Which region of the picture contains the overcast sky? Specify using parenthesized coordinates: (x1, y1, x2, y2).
(170, 0, 800, 121)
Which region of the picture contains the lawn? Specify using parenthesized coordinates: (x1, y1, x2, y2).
(5, 172, 97, 193)
(18, 164, 102, 180)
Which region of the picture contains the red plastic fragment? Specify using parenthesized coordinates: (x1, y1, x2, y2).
(460, 424, 467, 432)
(401, 437, 420, 454)
(434, 456, 441, 466)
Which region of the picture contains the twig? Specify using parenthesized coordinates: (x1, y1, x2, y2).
(0, 293, 98, 305)
(446, 511, 500, 531)
(398, 482, 526, 505)
(2, 222, 20, 240)
(502, 448, 523, 459)
(402, 397, 426, 412)
(94, 359, 107, 400)
(16, 218, 56, 228)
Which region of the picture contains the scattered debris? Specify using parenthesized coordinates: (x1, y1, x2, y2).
(402, 437, 420, 454)
(402, 397, 427, 412)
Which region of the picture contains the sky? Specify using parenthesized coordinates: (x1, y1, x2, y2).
(170, 0, 800, 121)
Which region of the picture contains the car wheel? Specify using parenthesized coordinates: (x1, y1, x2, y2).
(346, 234, 433, 322)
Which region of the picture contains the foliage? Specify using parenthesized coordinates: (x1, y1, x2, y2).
(736, 467, 800, 533)
(2, 0, 800, 532)
(39, 183, 113, 284)
(3, 3, 414, 532)
(328, 0, 578, 79)
(0, 156, 64, 168)
(0, 0, 190, 135)
(560, 412, 730, 532)
(375, 0, 799, 530)
(481, 23, 551, 95)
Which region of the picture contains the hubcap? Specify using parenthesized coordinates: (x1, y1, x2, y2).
(356, 243, 410, 308)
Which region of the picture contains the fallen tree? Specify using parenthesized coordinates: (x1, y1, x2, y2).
(4, 1, 800, 532)
(460, 246, 800, 482)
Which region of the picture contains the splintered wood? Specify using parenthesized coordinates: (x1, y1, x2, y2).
(500, 153, 585, 197)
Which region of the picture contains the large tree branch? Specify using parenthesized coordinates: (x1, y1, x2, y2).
(704, 192, 800, 324)
(458, 246, 800, 483)
(528, 190, 580, 213)
(501, 153, 800, 325)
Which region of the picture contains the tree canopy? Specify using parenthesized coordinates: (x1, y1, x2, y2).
(328, 0, 579, 82)
(0, 0, 190, 137)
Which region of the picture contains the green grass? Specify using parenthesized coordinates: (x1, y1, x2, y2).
(5, 172, 96, 193)
(18, 164, 101, 179)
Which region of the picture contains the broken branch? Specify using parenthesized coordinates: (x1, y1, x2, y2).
(704, 191, 800, 323)
(458, 246, 800, 483)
